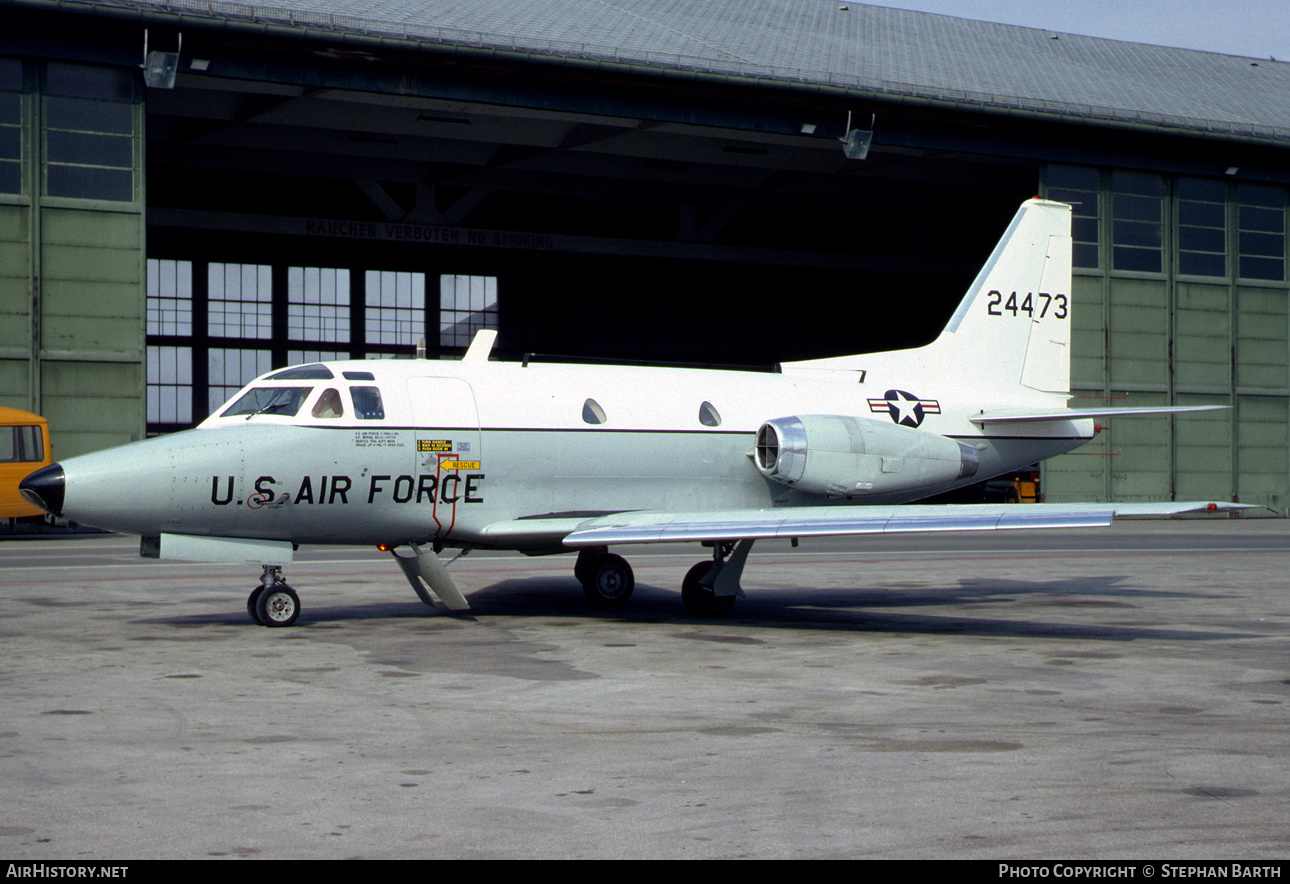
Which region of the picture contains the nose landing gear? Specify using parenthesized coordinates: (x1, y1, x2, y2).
(246, 565, 300, 627)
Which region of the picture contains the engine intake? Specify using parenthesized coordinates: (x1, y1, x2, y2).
(755, 414, 979, 498)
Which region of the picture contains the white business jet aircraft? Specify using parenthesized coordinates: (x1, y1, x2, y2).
(21, 198, 1234, 626)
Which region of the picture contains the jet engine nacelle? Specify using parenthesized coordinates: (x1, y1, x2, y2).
(754, 414, 980, 498)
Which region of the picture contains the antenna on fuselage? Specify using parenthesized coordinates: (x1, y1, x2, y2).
(463, 329, 498, 363)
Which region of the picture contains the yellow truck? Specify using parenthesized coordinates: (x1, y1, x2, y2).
(1, 407, 52, 524)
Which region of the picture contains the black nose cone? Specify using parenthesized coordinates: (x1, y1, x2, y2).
(20, 463, 65, 516)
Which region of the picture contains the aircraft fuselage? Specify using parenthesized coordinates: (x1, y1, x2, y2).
(50, 357, 1092, 550)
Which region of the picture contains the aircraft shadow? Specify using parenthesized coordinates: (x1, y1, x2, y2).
(143, 571, 1255, 642)
(312, 574, 1253, 641)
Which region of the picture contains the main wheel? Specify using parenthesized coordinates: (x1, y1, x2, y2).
(573, 548, 600, 587)
(247, 586, 265, 625)
(681, 561, 736, 618)
(580, 553, 634, 607)
(255, 583, 301, 627)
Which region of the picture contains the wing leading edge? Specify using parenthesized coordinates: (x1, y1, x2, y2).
(539, 501, 1247, 548)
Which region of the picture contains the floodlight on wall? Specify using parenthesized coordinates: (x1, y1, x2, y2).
(839, 111, 874, 160)
(142, 30, 181, 89)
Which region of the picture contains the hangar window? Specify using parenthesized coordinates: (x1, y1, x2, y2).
(288, 350, 345, 367)
(209, 263, 272, 339)
(0, 58, 20, 194)
(1238, 184, 1286, 282)
(43, 63, 135, 202)
(440, 275, 498, 349)
(367, 270, 425, 347)
(147, 345, 192, 426)
(146, 259, 192, 336)
(1046, 165, 1100, 269)
(1177, 178, 1227, 278)
(351, 387, 385, 420)
(208, 348, 271, 415)
(1111, 171, 1164, 274)
(289, 266, 350, 343)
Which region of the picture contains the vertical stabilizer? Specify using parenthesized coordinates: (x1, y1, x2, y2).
(936, 198, 1073, 396)
(785, 198, 1074, 403)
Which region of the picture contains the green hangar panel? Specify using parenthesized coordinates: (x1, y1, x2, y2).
(0, 58, 145, 456)
(0, 0, 1288, 509)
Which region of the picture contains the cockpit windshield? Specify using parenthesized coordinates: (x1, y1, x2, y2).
(222, 386, 312, 419)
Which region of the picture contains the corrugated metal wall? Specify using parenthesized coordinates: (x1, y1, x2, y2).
(1043, 165, 1290, 511)
(0, 60, 145, 459)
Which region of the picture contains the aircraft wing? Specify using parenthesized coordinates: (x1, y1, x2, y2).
(547, 501, 1247, 548)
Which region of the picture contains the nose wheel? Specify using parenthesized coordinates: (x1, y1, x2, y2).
(247, 567, 300, 627)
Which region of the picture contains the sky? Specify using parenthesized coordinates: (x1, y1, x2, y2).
(872, 1, 1290, 62)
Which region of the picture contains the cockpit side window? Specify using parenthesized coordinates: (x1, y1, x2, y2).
(351, 387, 385, 420)
(221, 386, 312, 418)
(311, 388, 345, 419)
(269, 364, 334, 380)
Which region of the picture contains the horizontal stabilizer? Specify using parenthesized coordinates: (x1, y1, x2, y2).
(970, 405, 1227, 424)
(561, 501, 1250, 547)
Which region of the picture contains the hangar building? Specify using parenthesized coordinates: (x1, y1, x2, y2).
(1, 0, 1288, 508)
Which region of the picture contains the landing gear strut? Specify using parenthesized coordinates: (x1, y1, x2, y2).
(576, 547, 635, 607)
(681, 539, 754, 618)
(247, 565, 300, 627)
(572, 539, 754, 617)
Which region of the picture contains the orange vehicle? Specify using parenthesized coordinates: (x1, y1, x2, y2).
(1, 407, 52, 523)
(983, 468, 1041, 504)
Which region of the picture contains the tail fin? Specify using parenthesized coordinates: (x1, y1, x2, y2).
(787, 198, 1073, 399)
(938, 197, 1072, 396)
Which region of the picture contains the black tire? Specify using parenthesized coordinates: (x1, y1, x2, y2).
(573, 548, 601, 587)
(580, 553, 634, 607)
(255, 583, 300, 627)
(681, 561, 736, 618)
(247, 586, 265, 625)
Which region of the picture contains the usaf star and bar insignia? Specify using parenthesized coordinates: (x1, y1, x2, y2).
(867, 389, 941, 428)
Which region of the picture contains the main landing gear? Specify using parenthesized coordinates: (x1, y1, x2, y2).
(246, 565, 300, 627)
(576, 539, 755, 617)
(576, 549, 635, 607)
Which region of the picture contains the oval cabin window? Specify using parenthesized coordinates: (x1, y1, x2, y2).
(582, 398, 607, 425)
(699, 401, 722, 427)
